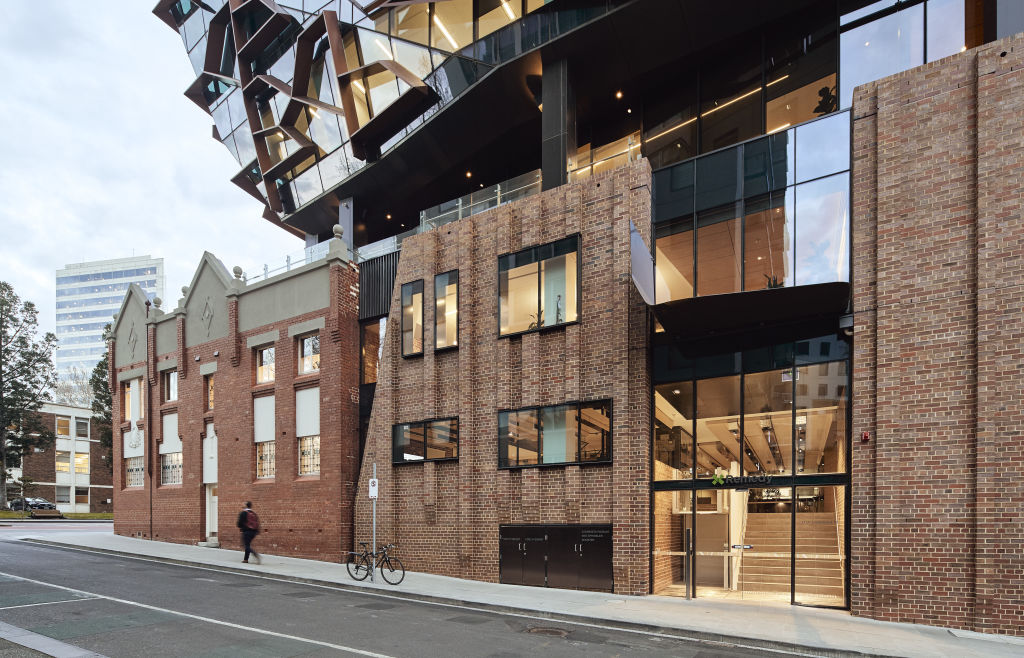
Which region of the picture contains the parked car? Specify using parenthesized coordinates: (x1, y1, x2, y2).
(8, 498, 57, 511)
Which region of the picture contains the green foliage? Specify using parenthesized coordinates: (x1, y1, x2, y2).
(0, 281, 58, 508)
(89, 344, 113, 469)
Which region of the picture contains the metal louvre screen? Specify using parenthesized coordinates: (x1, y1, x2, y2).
(359, 251, 400, 320)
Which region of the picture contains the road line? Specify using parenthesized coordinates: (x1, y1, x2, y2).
(0, 619, 106, 658)
(0, 570, 396, 658)
(0, 597, 98, 611)
(10, 542, 817, 657)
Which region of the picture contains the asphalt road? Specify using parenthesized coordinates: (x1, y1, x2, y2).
(0, 531, 798, 658)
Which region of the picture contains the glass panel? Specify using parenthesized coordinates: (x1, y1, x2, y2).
(367, 68, 401, 116)
(794, 363, 848, 474)
(257, 441, 276, 478)
(361, 318, 385, 384)
(75, 420, 89, 438)
(540, 404, 577, 464)
(696, 208, 742, 296)
(695, 147, 739, 213)
(744, 194, 791, 290)
(478, 0, 521, 38)
(74, 453, 89, 474)
(839, 4, 924, 108)
(653, 382, 694, 480)
(392, 40, 433, 79)
(56, 416, 71, 436)
(927, 0, 967, 61)
(579, 401, 611, 462)
(795, 112, 850, 184)
(401, 281, 423, 356)
(539, 250, 576, 326)
(499, 258, 538, 335)
(653, 159, 694, 223)
(393, 3, 429, 45)
(298, 436, 320, 474)
(56, 452, 70, 472)
(644, 74, 699, 168)
(434, 271, 458, 349)
(425, 419, 458, 459)
(795, 485, 846, 606)
(164, 371, 178, 401)
(694, 487, 733, 597)
(256, 347, 275, 383)
(743, 368, 794, 476)
(299, 335, 320, 374)
(655, 217, 695, 303)
(653, 489, 692, 596)
(393, 423, 425, 461)
(765, 9, 838, 132)
(498, 409, 539, 467)
(206, 374, 215, 410)
(55, 487, 71, 504)
(695, 375, 741, 479)
(700, 41, 762, 152)
(432, 0, 473, 51)
(741, 487, 792, 602)
(794, 172, 850, 286)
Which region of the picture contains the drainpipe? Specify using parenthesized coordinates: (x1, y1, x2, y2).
(145, 300, 153, 540)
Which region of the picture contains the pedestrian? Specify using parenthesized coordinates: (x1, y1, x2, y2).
(237, 501, 261, 564)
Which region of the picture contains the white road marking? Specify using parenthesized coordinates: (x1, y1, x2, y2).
(0, 598, 98, 611)
(10, 541, 815, 656)
(0, 570, 397, 658)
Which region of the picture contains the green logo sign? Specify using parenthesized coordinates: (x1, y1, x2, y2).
(711, 473, 725, 485)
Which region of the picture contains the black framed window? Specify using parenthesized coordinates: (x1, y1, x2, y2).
(434, 270, 459, 349)
(401, 280, 423, 357)
(499, 400, 611, 468)
(392, 418, 459, 463)
(498, 235, 578, 336)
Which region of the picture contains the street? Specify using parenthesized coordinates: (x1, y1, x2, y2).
(0, 527, 797, 658)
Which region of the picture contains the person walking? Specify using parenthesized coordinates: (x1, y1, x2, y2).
(237, 501, 261, 564)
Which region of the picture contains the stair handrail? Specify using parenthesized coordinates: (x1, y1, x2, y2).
(832, 487, 843, 562)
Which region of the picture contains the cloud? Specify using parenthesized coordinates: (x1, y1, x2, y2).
(0, 3, 302, 337)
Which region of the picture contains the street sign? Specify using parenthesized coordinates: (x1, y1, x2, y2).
(368, 478, 378, 499)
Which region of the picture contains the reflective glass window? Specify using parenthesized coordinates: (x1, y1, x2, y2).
(499, 409, 537, 467)
(499, 401, 610, 468)
(163, 370, 178, 403)
(765, 10, 838, 133)
(743, 194, 792, 291)
(839, 4, 924, 108)
(425, 419, 459, 460)
(696, 206, 742, 296)
(393, 3, 429, 45)
(700, 41, 762, 152)
(794, 172, 850, 286)
(743, 368, 794, 476)
(393, 418, 458, 463)
(695, 375, 741, 479)
(795, 112, 850, 184)
(56, 451, 71, 473)
(579, 401, 611, 462)
(256, 346, 275, 384)
(401, 280, 424, 356)
(926, 0, 967, 61)
(431, 0, 473, 51)
(654, 217, 695, 303)
(392, 40, 433, 79)
(653, 382, 695, 480)
(794, 365, 847, 474)
(478, 0, 521, 39)
(499, 236, 577, 335)
(56, 416, 71, 437)
(298, 334, 320, 374)
(643, 73, 699, 168)
(695, 148, 740, 213)
(434, 271, 458, 349)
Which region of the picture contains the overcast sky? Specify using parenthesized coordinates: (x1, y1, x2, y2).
(0, 3, 302, 337)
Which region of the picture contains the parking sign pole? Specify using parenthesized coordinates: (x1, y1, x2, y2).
(371, 463, 377, 583)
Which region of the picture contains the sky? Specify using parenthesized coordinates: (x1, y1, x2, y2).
(0, 3, 302, 338)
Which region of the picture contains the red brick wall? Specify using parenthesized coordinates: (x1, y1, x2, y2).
(113, 258, 361, 559)
(354, 160, 653, 594)
(851, 34, 1024, 635)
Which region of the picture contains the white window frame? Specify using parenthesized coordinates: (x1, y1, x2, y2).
(55, 451, 71, 473)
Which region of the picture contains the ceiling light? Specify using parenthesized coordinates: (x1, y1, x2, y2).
(386, 213, 392, 220)
(768, 122, 791, 134)
(433, 14, 458, 49)
(501, 0, 516, 20)
(626, 108, 632, 114)
(615, 90, 623, 99)
(672, 389, 680, 395)
(465, 171, 472, 178)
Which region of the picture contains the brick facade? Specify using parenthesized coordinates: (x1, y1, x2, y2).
(851, 34, 1024, 635)
(353, 160, 653, 594)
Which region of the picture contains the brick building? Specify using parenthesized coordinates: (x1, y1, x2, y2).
(128, 0, 1024, 637)
(6, 402, 112, 514)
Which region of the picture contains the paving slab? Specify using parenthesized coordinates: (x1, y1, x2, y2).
(17, 531, 1024, 658)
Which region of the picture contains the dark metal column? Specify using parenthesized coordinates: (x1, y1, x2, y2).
(541, 58, 575, 191)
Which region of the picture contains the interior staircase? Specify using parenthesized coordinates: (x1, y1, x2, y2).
(739, 512, 843, 599)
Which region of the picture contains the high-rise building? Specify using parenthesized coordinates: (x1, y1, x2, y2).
(126, 0, 1024, 638)
(56, 256, 164, 377)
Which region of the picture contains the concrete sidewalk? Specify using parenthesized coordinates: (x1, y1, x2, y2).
(16, 531, 1024, 658)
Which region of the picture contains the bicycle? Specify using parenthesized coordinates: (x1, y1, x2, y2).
(346, 542, 405, 585)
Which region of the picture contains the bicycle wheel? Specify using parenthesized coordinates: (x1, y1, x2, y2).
(346, 554, 371, 581)
(379, 555, 405, 585)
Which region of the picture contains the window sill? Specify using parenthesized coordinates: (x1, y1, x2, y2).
(392, 457, 459, 466)
(254, 478, 275, 484)
(295, 474, 321, 482)
(498, 458, 612, 471)
(401, 352, 424, 360)
(159, 484, 183, 489)
(499, 320, 579, 340)
(434, 345, 459, 354)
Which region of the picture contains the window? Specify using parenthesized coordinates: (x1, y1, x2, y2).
(498, 401, 611, 468)
(161, 452, 183, 485)
(498, 236, 578, 336)
(122, 378, 144, 421)
(361, 318, 386, 384)
(126, 456, 144, 487)
(75, 419, 89, 438)
(401, 280, 424, 356)
(257, 441, 276, 478)
(75, 453, 89, 474)
(55, 486, 71, 504)
(298, 436, 320, 475)
(56, 416, 71, 436)
(256, 346, 275, 383)
(205, 374, 215, 410)
(55, 451, 70, 473)
(75, 487, 89, 504)
(392, 418, 459, 464)
(162, 370, 178, 402)
(298, 334, 320, 374)
(122, 382, 132, 421)
(434, 271, 458, 349)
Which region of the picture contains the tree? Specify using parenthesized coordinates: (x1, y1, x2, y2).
(51, 365, 95, 408)
(0, 281, 58, 510)
(89, 344, 113, 471)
